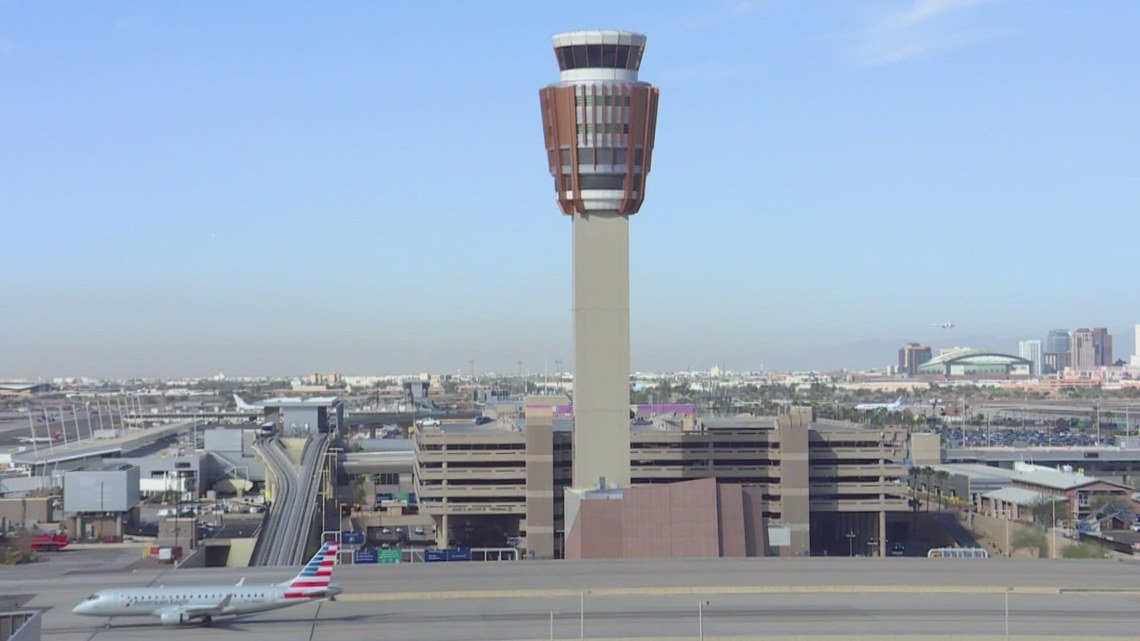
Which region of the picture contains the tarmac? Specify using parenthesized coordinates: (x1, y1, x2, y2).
(6, 551, 1140, 641)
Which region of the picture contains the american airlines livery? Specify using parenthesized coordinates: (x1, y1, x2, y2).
(72, 541, 342, 627)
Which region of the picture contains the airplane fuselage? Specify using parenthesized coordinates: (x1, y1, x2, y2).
(73, 584, 340, 622)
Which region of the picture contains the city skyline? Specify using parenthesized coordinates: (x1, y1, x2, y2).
(2, 2, 1137, 378)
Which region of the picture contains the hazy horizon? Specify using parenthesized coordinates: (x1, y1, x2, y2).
(3, 2, 1137, 380)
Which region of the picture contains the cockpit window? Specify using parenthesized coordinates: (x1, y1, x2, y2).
(85, 594, 99, 601)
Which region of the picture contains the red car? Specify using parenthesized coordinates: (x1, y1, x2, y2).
(30, 533, 69, 552)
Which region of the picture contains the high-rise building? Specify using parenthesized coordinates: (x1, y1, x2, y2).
(539, 31, 660, 490)
(1091, 327, 1113, 367)
(1070, 328, 1096, 371)
(1044, 329, 1071, 374)
(1018, 339, 1043, 376)
(897, 343, 932, 376)
(1132, 324, 1140, 367)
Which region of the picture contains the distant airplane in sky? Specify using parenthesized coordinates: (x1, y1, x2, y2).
(854, 396, 907, 412)
(72, 541, 341, 627)
(233, 394, 265, 412)
(934, 322, 956, 329)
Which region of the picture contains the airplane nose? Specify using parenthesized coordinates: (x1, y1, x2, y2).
(71, 602, 87, 614)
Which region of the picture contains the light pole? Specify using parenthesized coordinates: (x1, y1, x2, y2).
(1051, 498, 1057, 559)
(846, 531, 856, 557)
(1004, 587, 1010, 640)
(579, 590, 590, 640)
(698, 600, 709, 641)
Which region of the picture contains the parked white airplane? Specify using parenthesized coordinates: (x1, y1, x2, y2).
(72, 541, 341, 627)
(854, 396, 907, 412)
(934, 322, 956, 329)
(17, 432, 60, 445)
(233, 394, 265, 412)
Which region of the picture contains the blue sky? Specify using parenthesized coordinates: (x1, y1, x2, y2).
(2, 1, 1137, 378)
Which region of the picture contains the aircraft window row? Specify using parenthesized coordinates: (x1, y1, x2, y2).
(133, 593, 265, 600)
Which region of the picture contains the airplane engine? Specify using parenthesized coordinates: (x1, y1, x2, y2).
(160, 611, 187, 626)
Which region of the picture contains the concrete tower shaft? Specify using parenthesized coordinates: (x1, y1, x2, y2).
(539, 31, 659, 491)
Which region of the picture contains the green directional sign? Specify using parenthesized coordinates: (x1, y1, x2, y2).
(379, 548, 401, 564)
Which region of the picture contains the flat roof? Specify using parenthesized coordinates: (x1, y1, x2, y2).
(1013, 468, 1103, 491)
(982, 486, 1055, 506)
(260, 397, 342, 407)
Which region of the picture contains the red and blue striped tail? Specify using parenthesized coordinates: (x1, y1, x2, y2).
(282, 541, 338, 597)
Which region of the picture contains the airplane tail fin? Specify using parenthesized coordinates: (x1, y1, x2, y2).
(280, 541, 338, 594)
(895, 396, 905, 405)
(234, 394, 254, 411)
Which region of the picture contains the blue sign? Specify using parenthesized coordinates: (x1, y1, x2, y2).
(342, 531, 365, 546)
(424, 549, 448, 563)
(354, 549, 378, 564)
(446, 547, 471, 561)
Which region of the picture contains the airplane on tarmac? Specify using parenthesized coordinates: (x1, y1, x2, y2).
(72, 541, 341, 627)
(934, 322, 956, 329)
(17, 433, 60, 445)
(233, 394, 265, 412)
(854, 396, 907, 412)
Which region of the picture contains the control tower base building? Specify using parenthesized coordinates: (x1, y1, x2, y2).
(539, 31, 659, 492)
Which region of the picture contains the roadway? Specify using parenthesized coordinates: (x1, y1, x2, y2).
(8, 554, 1140, 640)
(251, 435, 330, 566)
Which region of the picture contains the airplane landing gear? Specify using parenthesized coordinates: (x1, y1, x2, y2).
(201, 616, 213, 627)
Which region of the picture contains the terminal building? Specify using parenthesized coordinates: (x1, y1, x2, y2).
(412, 402, 909, 559)
(917, 348, 1032, 378)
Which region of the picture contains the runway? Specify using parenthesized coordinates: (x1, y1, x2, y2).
(8, 554, 1140, 640)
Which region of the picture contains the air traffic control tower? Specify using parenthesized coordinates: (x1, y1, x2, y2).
(539, 31, 659, 490)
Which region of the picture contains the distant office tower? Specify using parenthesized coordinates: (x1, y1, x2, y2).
(1044, 329, 1071, 374)
(1070, 328, 1096, 371)
(898, 343, 932, 376)
(1132, 324, 1140, 367)
(539, 31, 660, 490)
(1018, 340, 1043, 376)
(1091, 327, 1113, 366)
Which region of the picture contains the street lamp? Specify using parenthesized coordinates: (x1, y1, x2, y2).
(846, 531, 856, 557)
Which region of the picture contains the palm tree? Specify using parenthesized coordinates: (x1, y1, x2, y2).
(935, 470, 951, 510)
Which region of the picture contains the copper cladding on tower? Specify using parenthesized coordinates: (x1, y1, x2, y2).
(539, 83, 660, 216)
